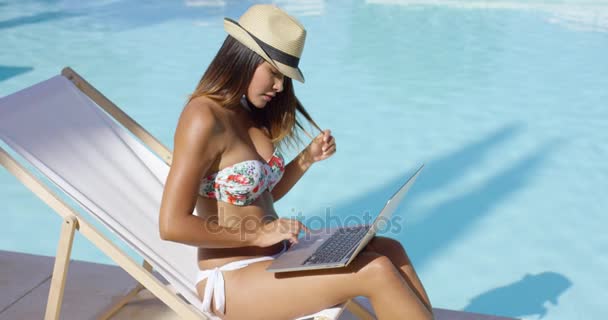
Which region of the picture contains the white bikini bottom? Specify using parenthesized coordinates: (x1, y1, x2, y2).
(196, 242, 287, 319)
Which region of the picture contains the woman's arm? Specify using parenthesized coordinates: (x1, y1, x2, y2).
(271, 129, 336, 201)
(270, 147, 314, 201)
(159, 100, 258, 248)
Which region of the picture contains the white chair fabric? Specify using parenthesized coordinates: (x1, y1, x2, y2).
(0, 75, 349, 319)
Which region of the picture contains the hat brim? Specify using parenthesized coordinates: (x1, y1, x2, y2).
(224, 18, 305, 83)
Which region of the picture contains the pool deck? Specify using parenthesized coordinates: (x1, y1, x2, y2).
(0, 250, 517, 320)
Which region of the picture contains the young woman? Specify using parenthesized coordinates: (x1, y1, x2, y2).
(159, 4, 433, 320)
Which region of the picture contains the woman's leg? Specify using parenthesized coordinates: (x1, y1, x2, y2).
(365, 236, 433, 313)
(205, 251, 432, 320)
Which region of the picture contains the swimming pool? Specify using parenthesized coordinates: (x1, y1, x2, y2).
(1, 1, 607, 319)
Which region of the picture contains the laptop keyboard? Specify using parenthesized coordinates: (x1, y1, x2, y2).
(302, 225, 370, 265)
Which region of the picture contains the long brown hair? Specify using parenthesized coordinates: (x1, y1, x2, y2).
(189, 36, 320, 149)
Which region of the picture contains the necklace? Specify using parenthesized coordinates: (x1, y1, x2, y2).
(240, 95, 252, 113)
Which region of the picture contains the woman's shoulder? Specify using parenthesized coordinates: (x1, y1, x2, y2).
(174, 97, 228, 154)
(183, 95, 221, 118)
(179, 96, 225, 133)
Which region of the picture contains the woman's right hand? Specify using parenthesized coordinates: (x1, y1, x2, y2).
(254, 218, 311, 247)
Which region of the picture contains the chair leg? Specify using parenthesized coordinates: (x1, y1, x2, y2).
(44, 215, 78, 320)
(142, 259, 153, 272)
(344, 298, 376, 320)
(96, 283, 145, 320)
(96, 260, 153, 320)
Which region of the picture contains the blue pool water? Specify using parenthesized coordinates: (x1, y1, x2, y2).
(1, 1, 607, 319)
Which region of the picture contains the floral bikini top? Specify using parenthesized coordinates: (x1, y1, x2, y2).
(199, 150, 285, 206)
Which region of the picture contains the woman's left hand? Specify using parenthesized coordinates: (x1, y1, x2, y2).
(306, 129, 336, 163)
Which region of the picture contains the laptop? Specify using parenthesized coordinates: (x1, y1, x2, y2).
(266, 164, 424, 273)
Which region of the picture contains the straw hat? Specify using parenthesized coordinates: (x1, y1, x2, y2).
(224, 4, 306, 83)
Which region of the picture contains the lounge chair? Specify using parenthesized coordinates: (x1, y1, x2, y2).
(0, 68, 375, 320)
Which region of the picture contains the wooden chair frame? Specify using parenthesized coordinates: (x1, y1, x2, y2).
(0, 67, 374, 320)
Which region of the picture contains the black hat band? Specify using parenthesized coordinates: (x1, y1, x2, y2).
(227, 18, 300, 69)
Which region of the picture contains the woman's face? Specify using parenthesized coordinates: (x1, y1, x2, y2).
(246, 61, 284, 108)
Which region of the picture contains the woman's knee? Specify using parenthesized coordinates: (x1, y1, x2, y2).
(367, 254, 396, 275)
(370, 236, 411, 265)
(356, 253, 400, 288)
(372, 236, 403, 251)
